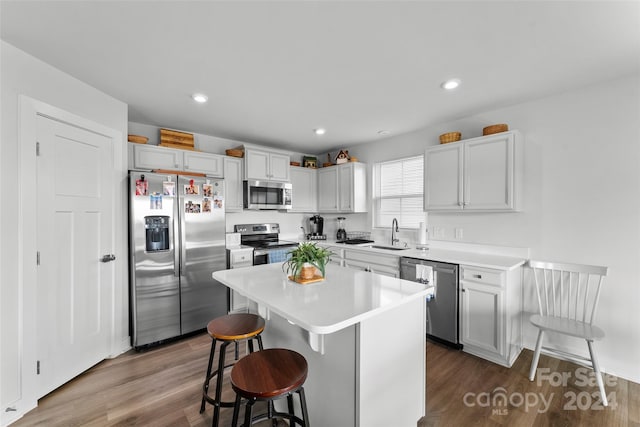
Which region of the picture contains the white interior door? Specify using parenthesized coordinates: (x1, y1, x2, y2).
(36, 114, 113, 397)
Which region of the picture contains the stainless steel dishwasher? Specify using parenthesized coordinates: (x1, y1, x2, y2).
(400, 257, 462, 349)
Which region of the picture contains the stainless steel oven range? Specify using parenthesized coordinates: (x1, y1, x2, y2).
(234, 223, 298, 265)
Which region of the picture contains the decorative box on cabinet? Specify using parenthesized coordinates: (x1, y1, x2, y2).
(244, 148, 290, 182)
(318, 162, 366, 213)
(131, 143, 223, 176)
(224, 156, 243, 212)
(459, 264, 523, 367)
(289, 166, 317, 212)
(424, 131, 522, 211)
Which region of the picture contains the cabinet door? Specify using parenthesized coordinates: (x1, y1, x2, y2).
(290, 167, 317, 212)
(317, 167, 339, 212)
(464, 134, 514, 210)
(245, 149, 270, 180)
(269, 152, 290, 181)
(338, 163, 353, 211)
(460, 281, 503, 354)
(183, 151, 223, 176)
(133, 144, 182, 170)
(224, 157, 243, 212)
(424, 143, 463, 210)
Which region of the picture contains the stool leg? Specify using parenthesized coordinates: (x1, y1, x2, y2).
(231, 393, 242, 427)
(257, 335, 264, 351)
(243, 399, 255, 427)
(200, 338, 217, 413)
(235, 341, 239, 360)
(248, 339, 254, 354)
(298, 387, 309, 427)
(287, 394, 295, 426)
(212, 341, 230, 427)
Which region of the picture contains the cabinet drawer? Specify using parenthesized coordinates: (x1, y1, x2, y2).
(344, 250, 399, 268)
(461, 266, 503, 287)
(230, 250, 253, 266)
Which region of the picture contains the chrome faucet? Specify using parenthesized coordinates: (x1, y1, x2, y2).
(391, 218, 399, 246)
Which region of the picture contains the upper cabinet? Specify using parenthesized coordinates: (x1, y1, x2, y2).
(244, 148, 290, 182)
(318, 162, 366, 213)
(424, 131, 523, 212)
(224, 156, 244, 212)
(131, 143, 223, 177)
(289, 166, 318, 213)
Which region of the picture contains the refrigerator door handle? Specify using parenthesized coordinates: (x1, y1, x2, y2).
(174, 194, 180, 277)
(180, 198, 186, 275)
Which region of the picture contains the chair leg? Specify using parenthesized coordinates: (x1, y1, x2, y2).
(243, 399, 255, 427)
(201, 338, 217, 413)
(529, 329, 544, 381)
(587, 340, 608, 406)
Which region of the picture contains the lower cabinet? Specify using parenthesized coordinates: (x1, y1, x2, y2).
(459, 265, 522, 367)
(343, 249, 400, 278)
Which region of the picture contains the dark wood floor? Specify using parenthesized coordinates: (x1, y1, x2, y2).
(12, 332, 639, 426)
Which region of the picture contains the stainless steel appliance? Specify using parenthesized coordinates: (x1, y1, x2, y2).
(309, 215, 325, 239)
(129, 171, 228, 348)
(400, 257, 462, 349)
(235, 223, 298, 265)
(336, 216, 347, 241)
(243, 180, 292, 210)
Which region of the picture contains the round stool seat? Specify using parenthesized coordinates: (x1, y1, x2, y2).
(231, 349, 310, 427)
(207, 313, 265, 341)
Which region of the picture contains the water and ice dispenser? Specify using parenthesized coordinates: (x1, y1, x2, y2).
(145, 216, 170, 252)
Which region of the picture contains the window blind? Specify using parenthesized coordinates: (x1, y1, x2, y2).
(373, 155, 424, 228)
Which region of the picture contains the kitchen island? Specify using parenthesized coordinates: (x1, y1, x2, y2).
(212, 263, 433, 427)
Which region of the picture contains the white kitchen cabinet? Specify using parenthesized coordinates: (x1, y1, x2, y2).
(343, 249, 400, 278)
(224, 156, 243, 212)
(289, 166, 317, 212)
(459, 265, 522, 367)
(244, 148, 290, 182)
(324, 245, 344, 267)
(318, 162, 366, 213)
(131, 143, 223, 176)
(424, 131, 522, 211)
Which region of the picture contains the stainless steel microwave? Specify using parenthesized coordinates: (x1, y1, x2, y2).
(243, 180, 292, 210)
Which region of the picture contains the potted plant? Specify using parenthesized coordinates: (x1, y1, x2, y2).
(283, 242, 333, 282)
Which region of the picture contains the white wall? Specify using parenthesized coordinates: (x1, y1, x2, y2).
(0, 41, 129, 425)
(348, 74, 640, 383)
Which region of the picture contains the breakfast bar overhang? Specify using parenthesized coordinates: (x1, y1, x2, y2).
(212, 264, 433, 427)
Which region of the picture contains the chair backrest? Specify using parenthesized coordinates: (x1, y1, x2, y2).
(527, 260, 608, 325)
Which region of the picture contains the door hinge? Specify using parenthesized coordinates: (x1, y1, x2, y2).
(36, 142, 40, 156)
(37, 251, 40, 266)
(37, 360, 40, 375)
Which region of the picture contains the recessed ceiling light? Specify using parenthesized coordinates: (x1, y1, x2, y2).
(314, 128, 326, 135)
(192, 93, 208, 103)
(441, 79, 461, 90)
(378, 130, 391, 136)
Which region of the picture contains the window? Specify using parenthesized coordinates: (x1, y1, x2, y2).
(373, 155, 424, 228)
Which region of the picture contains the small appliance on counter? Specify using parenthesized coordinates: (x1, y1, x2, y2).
(336, 217, 347, 241)
(308, 215, 326, 240)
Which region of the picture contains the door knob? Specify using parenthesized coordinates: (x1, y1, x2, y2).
(101, 254, 116, 263)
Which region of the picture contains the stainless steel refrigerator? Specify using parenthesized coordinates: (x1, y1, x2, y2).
(129, 171, 228, 348)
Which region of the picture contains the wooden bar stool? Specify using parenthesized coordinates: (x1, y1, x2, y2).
(230, 348, 310, 427)
(200, 313, 265, 427)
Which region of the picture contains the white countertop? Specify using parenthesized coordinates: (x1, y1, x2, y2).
(316, 240, 526, 270)
(212, 263, 432, 335)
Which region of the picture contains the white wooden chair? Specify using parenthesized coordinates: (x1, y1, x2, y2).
(527, 260, 609, 406)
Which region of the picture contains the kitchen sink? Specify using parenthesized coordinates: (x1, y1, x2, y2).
(369, 245, 410, 251)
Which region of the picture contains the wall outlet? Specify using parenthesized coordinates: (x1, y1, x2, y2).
(455, 228, 463, 240)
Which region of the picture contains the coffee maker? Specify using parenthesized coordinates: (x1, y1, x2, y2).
(309, 215, 326, 240)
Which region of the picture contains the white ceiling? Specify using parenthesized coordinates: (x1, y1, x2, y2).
(2, 1, 639, 153)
